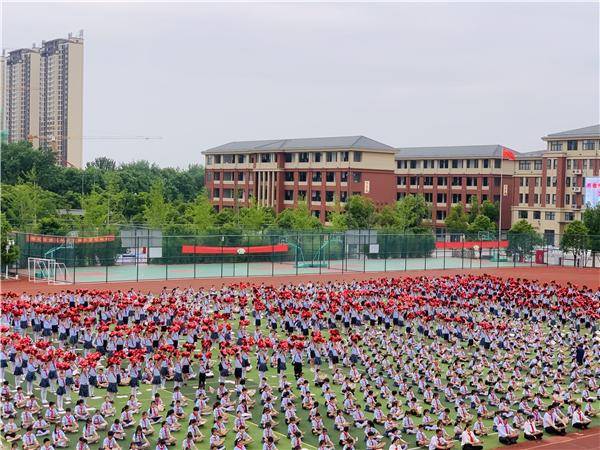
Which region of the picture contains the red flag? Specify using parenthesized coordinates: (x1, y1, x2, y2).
(502, 148, 516, 160)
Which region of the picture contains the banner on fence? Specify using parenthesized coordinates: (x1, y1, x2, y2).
(26, 234, 116, 244)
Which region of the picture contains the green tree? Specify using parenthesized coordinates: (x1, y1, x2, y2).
(468, 197, 480, 223)
(344, 195, 376, 229)
(185, 190, 216, 232)
(560, 220, 590, 266)
(445, 204, 469, 235)
(0, 142, 60, 189)
(467, 214, 496, 239)
(82, 189, 110, 230)
(395, 194, 430, 232)
(37, 216, 71, 236)
(275, 202, 322, 230)
(86, 156, 117, 172)
(481, 200, 499, 224)
(582, 204, 600, 267)
(0, 213, 19, 269)
(238, 202, 275, 231)
(2, 183, 60, 231)
(143, 180, 172, 229)
(507, 219, 542, 260)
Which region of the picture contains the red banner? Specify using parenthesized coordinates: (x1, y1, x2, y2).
(435, 240, 508, 250)
(26, 235, 116, 244)
(182, 244, 289, 255)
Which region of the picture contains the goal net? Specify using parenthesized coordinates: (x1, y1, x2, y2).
(27, 258, 72, 284)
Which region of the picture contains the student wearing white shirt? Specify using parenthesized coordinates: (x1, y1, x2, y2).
(543, 407, 566, 436)
(571, 406, 591, 429)
(523, 416, 543, 440)
(497, 419, 519, 445)
(388, 435, 408, 450)
(460, 426, 482, 450)
(428, 429, 453, 450)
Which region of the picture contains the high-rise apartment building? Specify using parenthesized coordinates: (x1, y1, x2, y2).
(3, 33, 83, 167)
(5, 47, 41, 147)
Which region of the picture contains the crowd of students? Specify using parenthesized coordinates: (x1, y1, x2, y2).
(0, 274, 597, 450)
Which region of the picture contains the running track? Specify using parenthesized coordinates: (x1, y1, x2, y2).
(502, 427, 600, 450)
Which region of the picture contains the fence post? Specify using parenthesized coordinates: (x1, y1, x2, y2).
(384, 234, 387, 273)
(403, 230, 407, 271)
(221, 235, 224, 278)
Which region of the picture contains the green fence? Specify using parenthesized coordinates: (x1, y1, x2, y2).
(11, 230, 599, 284)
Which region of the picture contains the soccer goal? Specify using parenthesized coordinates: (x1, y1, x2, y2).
(27, 258, 72, 284)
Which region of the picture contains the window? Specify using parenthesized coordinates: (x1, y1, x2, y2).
(223, 172, 233, 181)
(533, 211, 541, 220)
(436, 193, 447, 203)
(520, 177, 527, 187)
(312, 172, 322, 182)
(312, 210, 321, 219)
(551, 177, 557, 187)
(213, 188, 220, 198)
(546, 177, 551, 187)
(553, 159, 557, 169)
(518, 210, 528, 219)
(567, 140, 578, 151)
(438, 159, 449, 169)
(423, 176, 433, 186)
(483, 159, 490, 169)
(213, 172, 221, 181)
(451, 159, 464, 169)
(353, 151, 362, 162)
(352, 172, 361, 183)
(494, 159, 501, 168)
(534, 160, 542, 170)
(340, 191, 348, 202)
(535, 177, 540, 187)
(326, 151, 337, 162)
(423, 160, 435, 169)
(466, 177, 477, 187)
(214, 155, 222, 164)
(284, 153, 294, 163)
(236, 189, 244, 199)
(466, 159, 479, 169)
(326, 171, 335, 183)
(223, 154, 234, 164)
(424, 193, 433, 202)
(583, 159, 588, 170)
(409, 160, 419, 169)
(311, 191, 321, 202)
(206, 155, 214, 165)
(546, 159, 552, 169)
(410, 176, 419, 186)
(452, 193, 462, 203)
(494, 177, 500, 187)
(437, 177, 448, 186)
(583, 140, 596, 150)
(298, 190, 307, 200)
(452, 176, 462, 186)
(550, 142, 563, 151)
(299, 172, 307, 182)
(340, 171, 348, 182)
(397, 176, 406, 186)
(261, 153, 272, 163)
(482, 177, 488, 187)
(325, 191, 334, 202)
(552, 194, 556, 204)
(565, 194, 570, 205)
(566, 177, 571, 187)
(299, 152, 309, 163)
(341, 151, 349, 162)
(482, 195, 488, 202)
(313, 152, 322, 163)
(566, 159, 572, 170)
(237, 154, 245, 163)
(396, 160, 407, 169)
(518, 161, 531, 170)
(284, 190, 293, 201)
(466, 194, 475, 204)
(238, 172, 244, 181)
(545, 212, 555, 220)
(436, 210, 446, 220)
(284, 172, 294, 182)
(564, 212, 574, 221)
(396, 192, 406, 201)
(534, 194, 539, 203)
(223, 189, 233, 199)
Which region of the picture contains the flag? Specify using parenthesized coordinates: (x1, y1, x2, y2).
(502, 148, 516, 160)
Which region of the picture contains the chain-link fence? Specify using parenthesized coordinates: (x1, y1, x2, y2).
(11, 230, 599, 283)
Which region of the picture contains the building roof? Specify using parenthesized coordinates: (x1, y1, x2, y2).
(544, 124, 600, 139)
(394, 144, 518, 159)
(516, 150, 545, 159)
(203, 135, 395, 154)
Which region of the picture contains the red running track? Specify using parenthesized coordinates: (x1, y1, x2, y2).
(492, 427, 600, 450)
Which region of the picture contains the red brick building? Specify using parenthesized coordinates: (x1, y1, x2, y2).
(203, 136, 397, 222)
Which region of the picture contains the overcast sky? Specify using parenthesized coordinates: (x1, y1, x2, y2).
(3, 2, 599, 167)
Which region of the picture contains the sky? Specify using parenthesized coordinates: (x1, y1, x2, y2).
(3, 2, 599, 168)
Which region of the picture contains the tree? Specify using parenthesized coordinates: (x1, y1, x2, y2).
(82, 189, 110, 230)
(445, 205, 469, 235)
(143, 180, 172, 229)
(238, 202, 275, 231)
(560, 220, 590, 267)
(0, 142, 60, 189)
(395, 194, 430, 232)
(507, 220, 542, 260)
(0, 213, 19, 270)
(2, 183, 60, 231)
(582, 204, 600, 267)
(344, 195, 376, 229)
(468, 197, 480, 223)
(185, 190, 216, 232)
(481, 200, 499, 224)
(467, 214, 496, 239)
(275, 202, 322, 230)
(86, 157, 117, 172)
